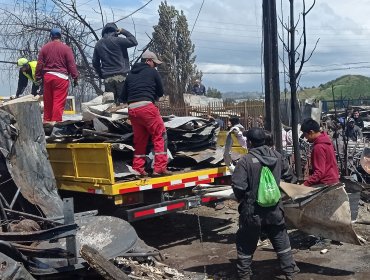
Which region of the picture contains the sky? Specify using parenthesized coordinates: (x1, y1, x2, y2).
(2, 0, 370, 95)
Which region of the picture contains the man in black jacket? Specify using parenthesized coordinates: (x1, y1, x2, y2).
(232, 128, 299, 280)
(92, 23, 138, 105)
(122, 50, 169, 176)
(352, 109, 364, 130)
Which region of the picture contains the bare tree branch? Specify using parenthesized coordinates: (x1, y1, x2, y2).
(97, 0, 105, 27)
(94, 0, 153, 31)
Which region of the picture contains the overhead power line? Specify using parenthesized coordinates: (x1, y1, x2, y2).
(190, 0, 205, 35)
(202, 65, 370, 75)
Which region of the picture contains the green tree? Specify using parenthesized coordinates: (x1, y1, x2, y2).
(151, 1, 197, 106)
(206, 87, 222, 99)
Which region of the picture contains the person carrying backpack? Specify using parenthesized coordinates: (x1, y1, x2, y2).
(232, 128, 299, 280)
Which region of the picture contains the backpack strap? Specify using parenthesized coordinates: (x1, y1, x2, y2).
(244, 150, 264, 207)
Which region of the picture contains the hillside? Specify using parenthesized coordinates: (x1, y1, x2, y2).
(298, 75, 370, 100)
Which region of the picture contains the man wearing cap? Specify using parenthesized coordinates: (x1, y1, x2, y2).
(92, 23, 137, 106)
(122, 50, 169, 176)
(35, 27, 79, 123)
(300, 118, 339, 187)
(232, 128, 299, 280)
(345, 118, 363, 141)
(191, 79, 206, 95)
(15, 58, 40, 98)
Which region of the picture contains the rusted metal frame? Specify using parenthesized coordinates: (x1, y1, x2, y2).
(12, 243, 73, 258)
(0, 223, 77, 242)
(63, 198, 78, 265)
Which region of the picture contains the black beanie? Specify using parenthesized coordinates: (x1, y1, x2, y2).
(246, 127, 265, 147)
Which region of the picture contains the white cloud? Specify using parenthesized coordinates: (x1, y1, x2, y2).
(3, 0, 370, 95)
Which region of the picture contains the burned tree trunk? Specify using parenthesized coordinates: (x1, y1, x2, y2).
(0, 96, 63, 217)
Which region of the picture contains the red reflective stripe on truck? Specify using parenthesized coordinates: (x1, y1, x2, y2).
(134, 209, 155, 218)
(87, 188, 95, 193)
(152, 181, 170, 188)
(182, 176, 200, 183)
(133, 202, 187, 219)
(167, 202, 186, 211)
(201, 197, 218, 203)
(209, 173, 223, 179)
(167, 183, 186, 191)
(119, 187, 140, 194)
(119, 172, 224, 194)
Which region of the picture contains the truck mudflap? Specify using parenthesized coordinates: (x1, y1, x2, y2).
(125, 196, 220, 222)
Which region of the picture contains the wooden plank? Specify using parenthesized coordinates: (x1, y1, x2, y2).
(80, 245, 130, 280)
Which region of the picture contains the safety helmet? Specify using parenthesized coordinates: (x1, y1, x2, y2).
(17, 58, 29, 67)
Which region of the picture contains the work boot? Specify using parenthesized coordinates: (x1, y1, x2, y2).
(275, 266, 300, 280)
(238, 274, 251, 280)
(152, 170, 173, 177)
(138, 171, 148, 178)
(236, 253, 253, 280)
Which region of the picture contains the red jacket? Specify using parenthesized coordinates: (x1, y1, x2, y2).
(36, 40, 79, 80)
(304, 132, 339, 186)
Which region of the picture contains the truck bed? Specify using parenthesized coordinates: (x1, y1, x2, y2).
(47, 143, 230, 196)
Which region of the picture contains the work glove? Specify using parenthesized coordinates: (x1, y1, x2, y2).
(73, 78, 78, 87)
(228, 163, 235, 173)
(34, 79, 42, 86)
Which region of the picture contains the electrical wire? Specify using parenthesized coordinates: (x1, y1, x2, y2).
(190, 0, 205, 36)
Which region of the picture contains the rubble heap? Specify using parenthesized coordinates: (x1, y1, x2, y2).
(46, 95, 223, 178)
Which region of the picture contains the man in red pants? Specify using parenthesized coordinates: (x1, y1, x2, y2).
(35, 28, 79, 124)
(122, 50, 169, 176)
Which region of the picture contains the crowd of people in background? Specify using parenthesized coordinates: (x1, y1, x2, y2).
(325, 108, 367, 144)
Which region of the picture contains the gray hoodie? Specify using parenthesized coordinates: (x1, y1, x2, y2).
(92, 23, 138, 79)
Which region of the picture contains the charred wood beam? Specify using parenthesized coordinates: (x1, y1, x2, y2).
(80, 244, 131, 280)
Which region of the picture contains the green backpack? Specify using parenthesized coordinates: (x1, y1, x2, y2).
(257, 166, 281, 207)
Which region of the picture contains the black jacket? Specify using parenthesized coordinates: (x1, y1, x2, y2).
(122, 62, 165, 104)
(232, 145, 296, 225)
(354, 117, 364, 129)
(345, 125, 363, 141)
(92, 23, 138, 79)
(16, 69, 39, 97)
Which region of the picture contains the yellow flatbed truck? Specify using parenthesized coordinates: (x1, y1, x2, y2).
(47, 143, 231, 221)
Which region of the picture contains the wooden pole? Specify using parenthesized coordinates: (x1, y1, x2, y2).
(263, 0, 282, 152)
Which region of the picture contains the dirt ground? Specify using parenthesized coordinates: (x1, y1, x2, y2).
(133, 200, 370, 280)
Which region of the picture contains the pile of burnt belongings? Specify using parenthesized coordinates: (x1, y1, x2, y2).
(45, 96, 223, 177)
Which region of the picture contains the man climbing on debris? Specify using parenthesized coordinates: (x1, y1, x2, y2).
(232, 128, 299, 280)
(92, 23, 138, 106)
(35, 28, 79, 124)
(300, 118, 339, 186)
(122, 50, 170, 176)
(15, 58, 41, 98)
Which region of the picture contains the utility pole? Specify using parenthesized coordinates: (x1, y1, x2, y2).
(263, 0, 282, 152)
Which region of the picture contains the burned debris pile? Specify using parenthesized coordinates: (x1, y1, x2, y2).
(46, 96, 223, 178)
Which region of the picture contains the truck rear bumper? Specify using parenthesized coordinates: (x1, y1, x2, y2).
(125, 196, 220, 222)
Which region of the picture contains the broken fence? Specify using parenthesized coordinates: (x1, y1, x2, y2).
(157, 101, 265, 130)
